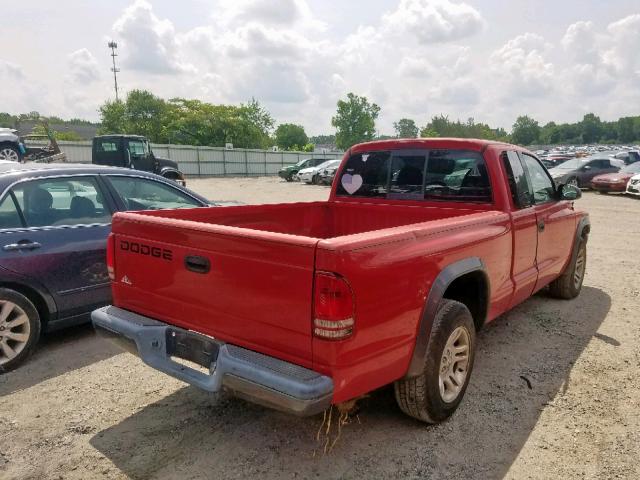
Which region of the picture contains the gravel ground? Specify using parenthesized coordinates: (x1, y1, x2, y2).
(1, 178, 639, 480)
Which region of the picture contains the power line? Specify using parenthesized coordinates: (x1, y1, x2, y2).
(108, 41, 120, 102)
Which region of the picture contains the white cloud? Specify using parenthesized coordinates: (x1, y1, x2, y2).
(113, 0, 193, 74)
(382, 0, 485, 44)
(0, 60, 25, 80)
(490, 33, 555, 98)
(215, 0, 326, 31)
(602, 13, 640, 76)
(67, 49, 101, 84)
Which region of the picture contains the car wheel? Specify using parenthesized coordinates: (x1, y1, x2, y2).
(567, 177, 579, 188)
(548, 239, 587, 299)
(0, 145, 20, 162)
(285, 175, 293, 182)
(312, 175, 319, 185)
(394, 299, 476, 423)
(0, 288, 41, 373)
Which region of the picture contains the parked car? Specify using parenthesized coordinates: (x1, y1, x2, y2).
(278, 158, 328, 182)
(296, 159, 341, 184)
(610, 150, 640, 165)
(318, 162, 340, 185)
(0, 128, 25, 162)
(93, 138, 588, 424)
(549, 157, 619, 188)
(540, 154, 573, 169)
(0, 163, 210, 372)
(92, 135, 186, 186)
(591, 162, 640, 193)
(626, 173, 640, 197)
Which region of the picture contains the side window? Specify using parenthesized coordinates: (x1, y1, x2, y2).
(0, 193, 24, 229)
(10, 177, 112, 228)
(335, 151, 391, 198)
(108, 176, 201, 211)
(128, 140, 148, 156)
(520, 154, 555, 204)
(502, 151, 532, 208)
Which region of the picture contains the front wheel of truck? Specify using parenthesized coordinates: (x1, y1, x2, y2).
(394, 299, 476, 423)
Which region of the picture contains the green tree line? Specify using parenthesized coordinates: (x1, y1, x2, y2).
(3, 90, 640, 150)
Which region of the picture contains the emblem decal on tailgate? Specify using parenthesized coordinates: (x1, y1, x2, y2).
(120, 240, 173, 261)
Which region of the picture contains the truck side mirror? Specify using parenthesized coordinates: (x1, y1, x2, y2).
(558, 183, 581, 201)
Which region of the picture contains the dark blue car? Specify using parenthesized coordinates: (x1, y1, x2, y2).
(0, 163, 210, 372)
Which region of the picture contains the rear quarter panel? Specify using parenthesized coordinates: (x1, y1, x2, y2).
(313, 211, 513, 403)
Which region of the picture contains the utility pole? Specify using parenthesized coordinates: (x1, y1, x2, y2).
(108, 41, 120, 101)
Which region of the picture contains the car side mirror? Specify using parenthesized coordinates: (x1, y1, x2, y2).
(582, 165, 591, 171)
(558, 183, 581, 201)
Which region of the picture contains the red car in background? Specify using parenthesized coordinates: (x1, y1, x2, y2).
(591, 162, 640, 193)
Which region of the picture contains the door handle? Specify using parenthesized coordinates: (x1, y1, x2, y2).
(184, 255, 210, 274)
(3, 241, 42, 252)
(537, 220, 545, 232)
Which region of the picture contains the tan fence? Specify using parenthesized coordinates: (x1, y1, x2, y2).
(27, 140, 343, 177)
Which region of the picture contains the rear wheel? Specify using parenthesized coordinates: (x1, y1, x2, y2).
(0, 288, 41, 373)
(549, 240, 587, 299)
(0, 145, 20, 162)
(394, 299, 476, 423)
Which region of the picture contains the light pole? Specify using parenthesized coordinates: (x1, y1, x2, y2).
(108, 41, 120, 101)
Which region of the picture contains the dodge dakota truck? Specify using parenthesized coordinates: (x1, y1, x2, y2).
(92, 138, 589, 423)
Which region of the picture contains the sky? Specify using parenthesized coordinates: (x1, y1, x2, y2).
(1, 0, 639, 136)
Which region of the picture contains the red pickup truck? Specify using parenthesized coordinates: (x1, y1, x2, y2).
(93, 138, 589, 423)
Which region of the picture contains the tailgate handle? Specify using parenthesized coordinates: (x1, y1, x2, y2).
(184, 255, 210, 274)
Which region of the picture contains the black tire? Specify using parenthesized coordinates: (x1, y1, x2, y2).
(395, 299, 476, 423)
(285, 176, 293, 182)
(312, 175, 319, 185)
(0, 288, 41, 373)
(548, 239, 587, 299)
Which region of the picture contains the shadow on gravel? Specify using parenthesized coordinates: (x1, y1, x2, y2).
(90, 286, 610, 479)
(0, 323, 119, 396)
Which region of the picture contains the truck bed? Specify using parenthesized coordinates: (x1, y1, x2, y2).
(134, 201, 474, 239)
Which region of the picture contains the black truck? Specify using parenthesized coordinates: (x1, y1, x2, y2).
(92, 135, 186, 185)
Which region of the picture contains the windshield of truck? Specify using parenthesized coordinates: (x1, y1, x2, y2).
(336, 149, 491, 203)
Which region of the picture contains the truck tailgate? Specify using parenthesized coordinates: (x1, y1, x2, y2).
(110, 212, 318, 367)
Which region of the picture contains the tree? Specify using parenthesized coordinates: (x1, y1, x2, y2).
(511, 115, 541, 145)
(331, 93, 380, 150)
(275, 123, 309, 150)
(394, 118, 418, 138)
(98, 100, 127, 135)
(579, 113, 602, 144)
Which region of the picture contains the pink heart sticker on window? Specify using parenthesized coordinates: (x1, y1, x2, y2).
(341, 174, 363, 194)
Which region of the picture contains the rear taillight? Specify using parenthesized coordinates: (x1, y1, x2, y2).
(313, 272, 354, 340)
(106, 234, 115, 281)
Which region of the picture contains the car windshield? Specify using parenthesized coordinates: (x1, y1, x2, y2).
(622, 162, 640, 174)
(555, 159, 585, 169)
(317, 159, 340, 170)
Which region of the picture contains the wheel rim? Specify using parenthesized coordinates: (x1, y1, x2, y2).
(0, 300, 31, 365)
(573, 246, 586, 289)
(0, 148, 19, 161)
(568, 178, 578, 187)
(438, 326, 471, 403)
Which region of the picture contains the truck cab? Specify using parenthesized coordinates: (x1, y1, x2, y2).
(92, 135, 186, 185)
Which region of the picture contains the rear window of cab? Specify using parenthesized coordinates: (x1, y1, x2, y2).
(336, 149, 492, 203)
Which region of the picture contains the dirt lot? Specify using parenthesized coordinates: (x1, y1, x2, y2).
(1, 178, 639, 480)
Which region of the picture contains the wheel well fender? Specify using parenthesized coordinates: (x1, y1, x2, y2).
(0, 281, 55, 325)
(405, 257, 489, 378)
(563, 215, 590, 274)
